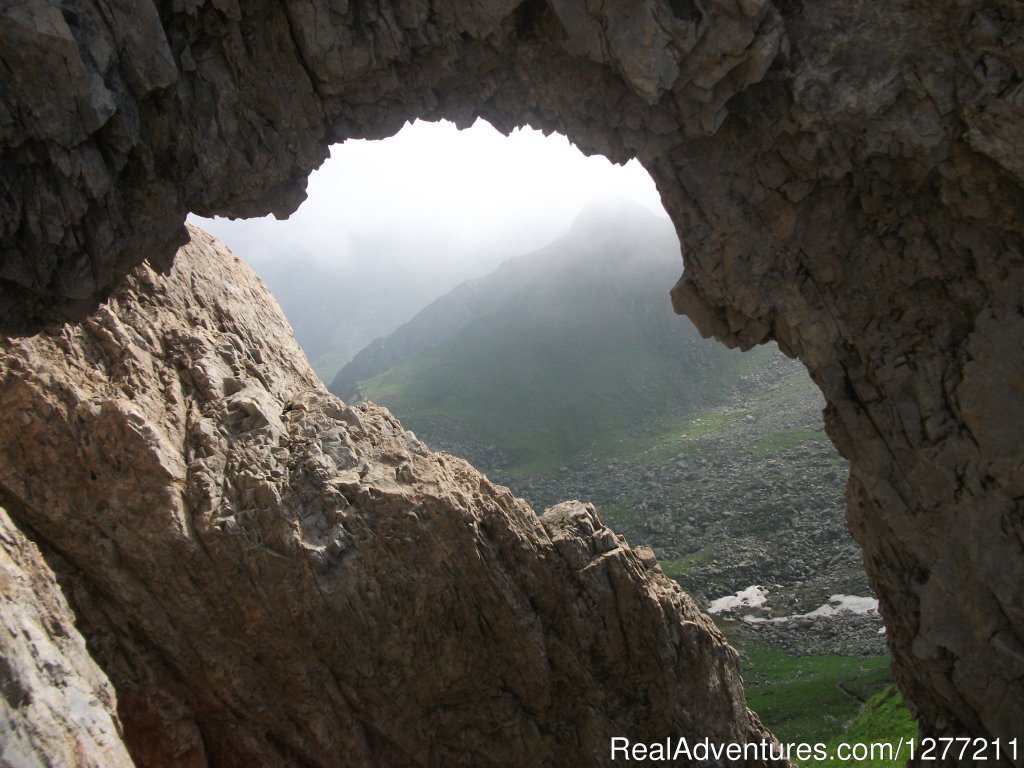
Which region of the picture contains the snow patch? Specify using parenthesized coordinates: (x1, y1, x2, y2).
(708, 585, 769, 615)
(708, 588, 880, 626)
(741, 614, 787, 624)
(801, 594, 878, 618)
(741, 594, 879, 624)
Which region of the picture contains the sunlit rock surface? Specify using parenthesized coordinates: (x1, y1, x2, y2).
(2, 2, 1024, 762)
(0, 505, 133, 768)
(0, 229, 782, 766)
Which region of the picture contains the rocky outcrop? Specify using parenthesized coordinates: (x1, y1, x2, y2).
(3, 1, 1024, 762)
(0, 504, 133, 768)
(0, 228, 782, 766)
(660, 6, 1024, 757)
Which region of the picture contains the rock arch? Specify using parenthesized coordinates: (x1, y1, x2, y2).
(2, 0, 1023, 762)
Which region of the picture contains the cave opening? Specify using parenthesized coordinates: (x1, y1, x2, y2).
(192, 118, 665, 383)
(6, 1, 1022, 760)
(192, 117, 891, 744)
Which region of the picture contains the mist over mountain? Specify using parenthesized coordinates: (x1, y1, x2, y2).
(342, 198, 755, 473)
(328, 236, 552, 401)
(238, 230, 514, 381)
(190, 120, 667, 383)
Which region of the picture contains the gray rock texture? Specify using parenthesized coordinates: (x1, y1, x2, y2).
(0, 228, 782, 767)
(0, 0, 784, 327)
(0, 504, 133, 768)
(2, 1, 1024, 764)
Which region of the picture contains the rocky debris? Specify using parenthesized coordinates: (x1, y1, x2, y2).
(724, 611, 888, 662)
(0, 505, 133, 768)
(709, 589, 886, 658)
(436, 350, 876, 657)
(3, 0, 1024, 759)
(0, 228, 785, 767)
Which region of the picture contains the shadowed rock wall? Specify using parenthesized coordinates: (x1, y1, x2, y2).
(2, 1, 1023, 764)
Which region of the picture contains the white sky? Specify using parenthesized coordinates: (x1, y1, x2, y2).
(191, 118, 667, 272)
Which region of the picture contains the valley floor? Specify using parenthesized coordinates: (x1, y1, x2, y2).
(435, 351, 886, 658)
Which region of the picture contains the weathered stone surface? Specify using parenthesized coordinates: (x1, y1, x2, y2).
(0, 0, 783, 327)
(659, 6, 1024, 758)
(0, 505, 133, 768)
(2, 1, 1024, 763)
(0, 229, 782, 767)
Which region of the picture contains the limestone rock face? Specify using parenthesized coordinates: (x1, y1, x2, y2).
(0, 0, 784, 327)
(0, 505, 133, 768)
(3, 1, 1024, 762)
(0, 228, 781, 767)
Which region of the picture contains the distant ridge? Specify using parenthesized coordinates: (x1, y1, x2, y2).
(341, 198, 768, 475)
(328, 258, 523, 401)
(329, 197, 671, 401)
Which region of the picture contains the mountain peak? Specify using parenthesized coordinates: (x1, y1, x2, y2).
(570, 195, 667, 233)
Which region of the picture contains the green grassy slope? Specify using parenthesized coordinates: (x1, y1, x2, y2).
(360, 201, 762, 475)
(740, 646, 916, 766)
(741, 646, 895, 744)
(816, 686, 918, 767)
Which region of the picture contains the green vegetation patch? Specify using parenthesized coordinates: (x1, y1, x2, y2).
(809, 686, 918, 767)
(753, 427, 822, 456)
(739, 646, 917, 767)
(659, 552, 708, 578)
(741, 646, 894, 745)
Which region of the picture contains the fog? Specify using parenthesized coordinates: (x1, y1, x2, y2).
(189, 118, 669, 381)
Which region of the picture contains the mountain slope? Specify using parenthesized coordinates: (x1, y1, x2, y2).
(346, 201, 878, 659)
(328, 254, 531, 400)
(349, 199, 761, 474)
